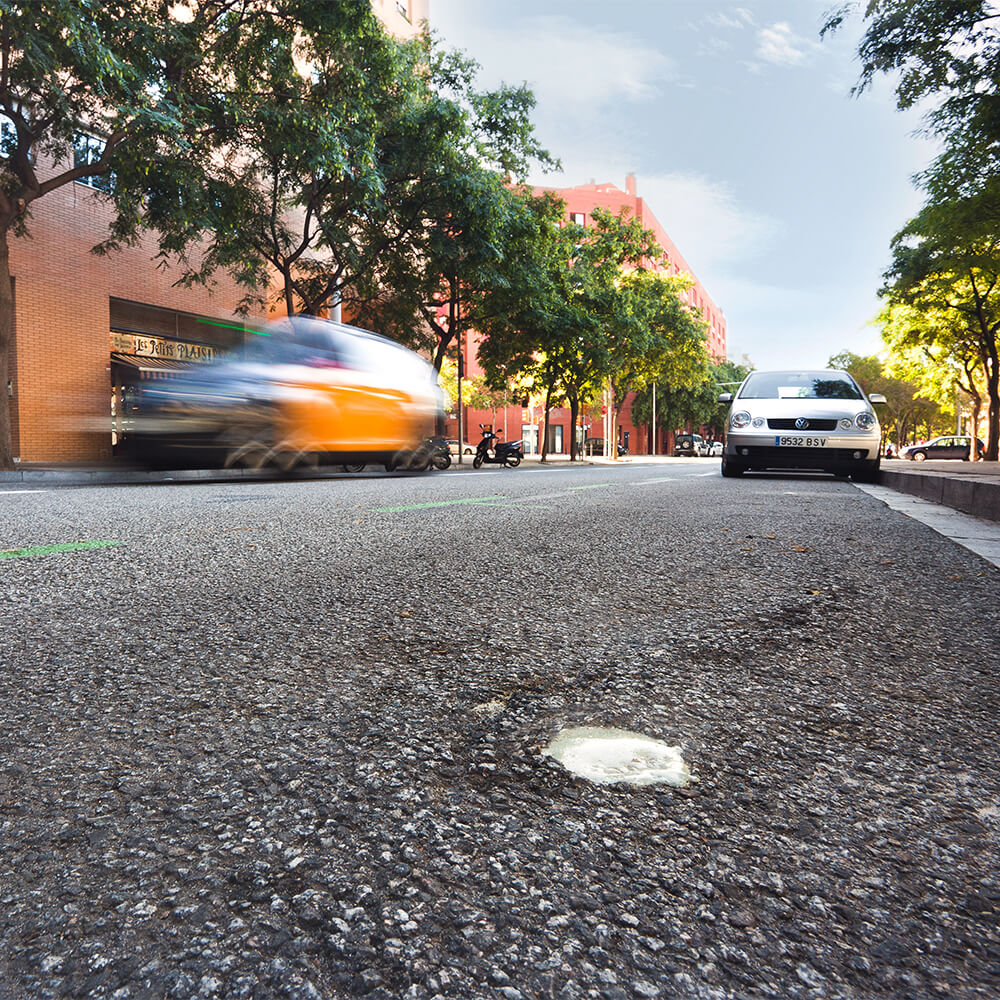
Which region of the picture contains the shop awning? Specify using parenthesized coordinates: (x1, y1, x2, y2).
(111, 353, 193, 377)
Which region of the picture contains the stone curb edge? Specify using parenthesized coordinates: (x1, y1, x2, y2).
(879, 469, 1000, 523)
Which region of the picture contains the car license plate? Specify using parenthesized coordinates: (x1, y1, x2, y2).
(776, 436, 827, 447)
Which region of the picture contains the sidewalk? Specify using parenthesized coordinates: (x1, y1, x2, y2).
(878, 458, 1000, 522)
(4, 455, 1000, 522)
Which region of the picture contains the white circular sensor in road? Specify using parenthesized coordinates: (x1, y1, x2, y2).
(543, 726, 696, 787)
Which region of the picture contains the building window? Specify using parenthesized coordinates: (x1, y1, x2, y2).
(569, 212, 585, 225)
(0, 113, 14, 154)
(73, 132, 115, 192)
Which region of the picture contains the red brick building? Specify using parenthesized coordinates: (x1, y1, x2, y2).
(450, 174, 727, 456)
(5, 0, 428, 464)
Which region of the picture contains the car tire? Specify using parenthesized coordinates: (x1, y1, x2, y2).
(464, 448, 474, 455)
(721, 455, 745, 478)
(341, 463, 366, 473)
(913, 451, 927, 462)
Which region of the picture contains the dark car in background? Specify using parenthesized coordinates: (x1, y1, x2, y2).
(584, 438, 627, 457)
(674, 433, 709, 457)
(901, 436, 985, 461)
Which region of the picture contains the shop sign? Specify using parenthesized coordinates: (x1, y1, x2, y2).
(111, 330, 215, 363)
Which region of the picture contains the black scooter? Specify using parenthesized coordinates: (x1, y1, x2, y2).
(429, 437, 451, 470)
(472, 430, 523, 468)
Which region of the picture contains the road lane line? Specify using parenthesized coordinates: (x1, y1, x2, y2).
(374, 496, 502, 512)
(0, 540, 123, 560)
(0, 489, 49, 495)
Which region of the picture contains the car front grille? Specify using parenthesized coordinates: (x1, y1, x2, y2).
(767, 418, 838, 431)
(736, 446, 871, 464)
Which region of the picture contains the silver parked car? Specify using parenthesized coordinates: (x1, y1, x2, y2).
(718, 369, 885, 481)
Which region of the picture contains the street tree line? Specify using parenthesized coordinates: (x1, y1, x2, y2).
(0, 0, 722, 469)
(825, 1, 1000, 459)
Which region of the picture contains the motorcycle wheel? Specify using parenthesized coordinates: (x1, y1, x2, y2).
(505, 454, 522, 468)
(472, 454, 483, 469)
(432, 453, 451, 470)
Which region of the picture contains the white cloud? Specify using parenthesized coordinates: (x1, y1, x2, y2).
(636, 172, 780, 272)
(707, 8, 754, 30)
(756, 22, 813, 67)
(459, 16, 678, 106)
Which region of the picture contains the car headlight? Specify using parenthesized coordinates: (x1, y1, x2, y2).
(855, 411, 877, 430)
(731, 411, 751, 429)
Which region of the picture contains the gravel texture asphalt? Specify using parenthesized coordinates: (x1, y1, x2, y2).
(2, 462, 1000, 1000)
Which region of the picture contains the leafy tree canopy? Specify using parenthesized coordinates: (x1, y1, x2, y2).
(822, 1, 1000, 197)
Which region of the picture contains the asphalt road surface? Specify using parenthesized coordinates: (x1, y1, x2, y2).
(2, 461, 999, 1000)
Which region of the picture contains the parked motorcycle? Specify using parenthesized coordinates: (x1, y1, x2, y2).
(429, 437, 452, 470)
(473, 429, 523, 468)
(384, 437, 450, 472)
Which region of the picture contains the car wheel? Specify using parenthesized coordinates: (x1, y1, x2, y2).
(341, 463, 366, 473)
(721, 455, 744, 478)
(464, 447, 474, 455)
(913, 451, 927, 462)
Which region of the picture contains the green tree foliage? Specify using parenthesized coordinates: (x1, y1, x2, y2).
(828, 348, 946, 448)
(0, 0, 226, 468)
(630, 359, 749, 446)
(185, 30, 551, 335)
(0, 2, 551, 469)
(477, 204, 662, 461)
(880, 188, 1000, 457)
(607, 269, 709, 437)
(822, 1, 1000, 197)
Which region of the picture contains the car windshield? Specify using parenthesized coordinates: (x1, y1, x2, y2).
(738, 371, 863, 400)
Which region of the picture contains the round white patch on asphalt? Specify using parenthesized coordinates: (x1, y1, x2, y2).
(543, 726, 695, 787)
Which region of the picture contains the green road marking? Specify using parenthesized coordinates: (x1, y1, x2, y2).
(376, 482, 617, 514)
(0, 540, 123, 560)
(375, 496, 503, 512)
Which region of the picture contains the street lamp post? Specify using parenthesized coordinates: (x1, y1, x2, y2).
(652, 382, 656, 455)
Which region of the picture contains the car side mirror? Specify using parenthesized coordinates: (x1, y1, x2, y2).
(717, 392, 732, 403)
(868, 393, 887, 405)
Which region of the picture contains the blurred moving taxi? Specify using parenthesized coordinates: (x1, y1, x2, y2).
(131, 316, 444, 471)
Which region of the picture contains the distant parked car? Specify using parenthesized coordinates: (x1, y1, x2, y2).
(674, 433, 709, 457)
(708, 440, 723, 457)
(901, 436, 985, 461)
(447, 439, 476, 455)
(584, 437, 627, 457)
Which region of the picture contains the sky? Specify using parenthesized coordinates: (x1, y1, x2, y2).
(428, 0, 937, 371)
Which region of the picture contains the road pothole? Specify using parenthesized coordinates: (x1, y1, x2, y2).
(543, 726, 696, 787)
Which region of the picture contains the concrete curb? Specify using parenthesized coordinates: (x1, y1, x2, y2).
(879, 468, 1000, 523)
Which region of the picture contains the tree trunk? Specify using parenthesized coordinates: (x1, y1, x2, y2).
(540, 379, 553, 463)
(984, 329, 1000, 461)
(568, 391, 579, 461)
(0, 227, 14, 469)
